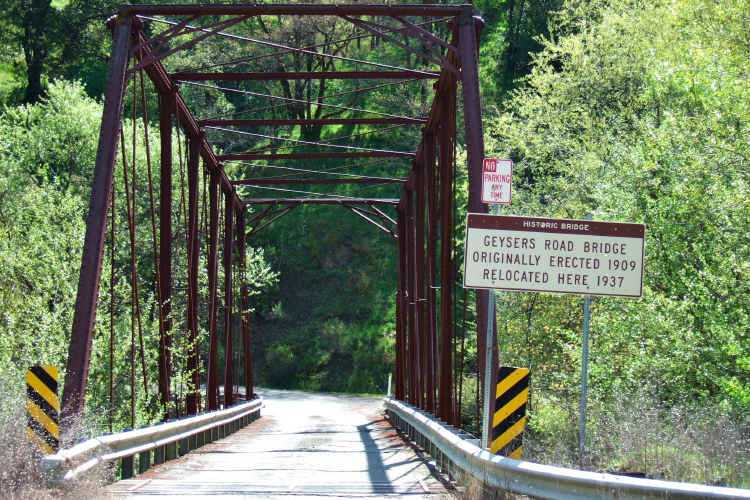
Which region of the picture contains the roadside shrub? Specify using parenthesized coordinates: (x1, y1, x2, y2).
(524, 390, 750, 488)
(0, 374, 110, 499)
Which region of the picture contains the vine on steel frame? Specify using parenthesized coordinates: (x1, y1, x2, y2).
(63, 4, 493, 438)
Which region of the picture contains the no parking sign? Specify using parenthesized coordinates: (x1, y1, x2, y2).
(481, 158, 512, 204)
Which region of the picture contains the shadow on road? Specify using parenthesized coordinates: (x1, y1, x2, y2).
(358, 423, 396, 494)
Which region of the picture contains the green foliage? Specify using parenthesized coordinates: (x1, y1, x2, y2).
(526, 390, 750, 485)
(249, 199, 399, 394)
(475, 0, 563, 102)
(0, 79, 281, 433)
(0, 80, 101, 194)
(483, 0, 750, 483)
(1, 4, 749, 487)
(488, 0, 750, 407)
(0, 81, 95, 378)
(0, 0, 119, 105)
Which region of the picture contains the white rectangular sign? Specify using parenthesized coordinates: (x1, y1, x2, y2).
(482, 159, 512, 204)
(464, 214, 645, 297)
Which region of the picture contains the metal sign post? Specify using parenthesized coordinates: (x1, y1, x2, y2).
(579, 292, 591, 467)
(481, 204, 499, 450)
(479, 160, 511, 449)
(482, 285, 496, 449)
(578, 213, 593, 468)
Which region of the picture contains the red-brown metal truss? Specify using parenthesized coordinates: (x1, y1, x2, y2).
(62, 4, 492, 439)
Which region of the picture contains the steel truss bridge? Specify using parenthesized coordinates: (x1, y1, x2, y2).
(46, 5, 750, 498)
(63, 3, 494, 428)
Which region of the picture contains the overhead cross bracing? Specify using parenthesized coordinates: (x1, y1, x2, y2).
(64, 3, 493, 442)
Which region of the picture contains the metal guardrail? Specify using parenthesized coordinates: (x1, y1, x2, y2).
(42, 397, 263, 484)
(384, 397, 750, 500)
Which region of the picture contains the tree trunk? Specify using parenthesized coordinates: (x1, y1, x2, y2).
(21, 0, 52, 104)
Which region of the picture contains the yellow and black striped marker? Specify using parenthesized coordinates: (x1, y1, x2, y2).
(490, 366, 530, 459)
(27, 366, 59, 454)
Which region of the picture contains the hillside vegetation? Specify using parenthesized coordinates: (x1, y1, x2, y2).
(0, 0, 748, 487)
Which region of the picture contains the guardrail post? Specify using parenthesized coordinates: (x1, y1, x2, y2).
(120, 429, 134, 479)
(121, 455, 135, 480)
(138, 425, 151, 474)
(165, 419, 177, 460)
(139, 449, 150, 474)
(153, 422, 165, 465)
(179, 435, 189, 456)
(188, 418, 198, 451)
(154, 444, 165, 465)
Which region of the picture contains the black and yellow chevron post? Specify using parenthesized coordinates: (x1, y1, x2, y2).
(490, 366, 530, 459)
(26, 366, 59, 454)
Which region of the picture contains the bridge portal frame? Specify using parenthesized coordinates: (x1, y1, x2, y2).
(63, 3, 494, 442)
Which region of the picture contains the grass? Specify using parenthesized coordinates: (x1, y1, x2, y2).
(523, 391, 750, 488)
(0, 380, 111, 499)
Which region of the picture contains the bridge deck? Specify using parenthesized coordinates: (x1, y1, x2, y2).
(109, 389, 452, 498)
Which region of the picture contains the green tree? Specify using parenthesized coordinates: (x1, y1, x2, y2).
(0, 0, 55, 103)
(475, 0, 563, 105)
(0, 0, 123, 105)
(0, 81, 98, 374)
(487, 0, 750, 412)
